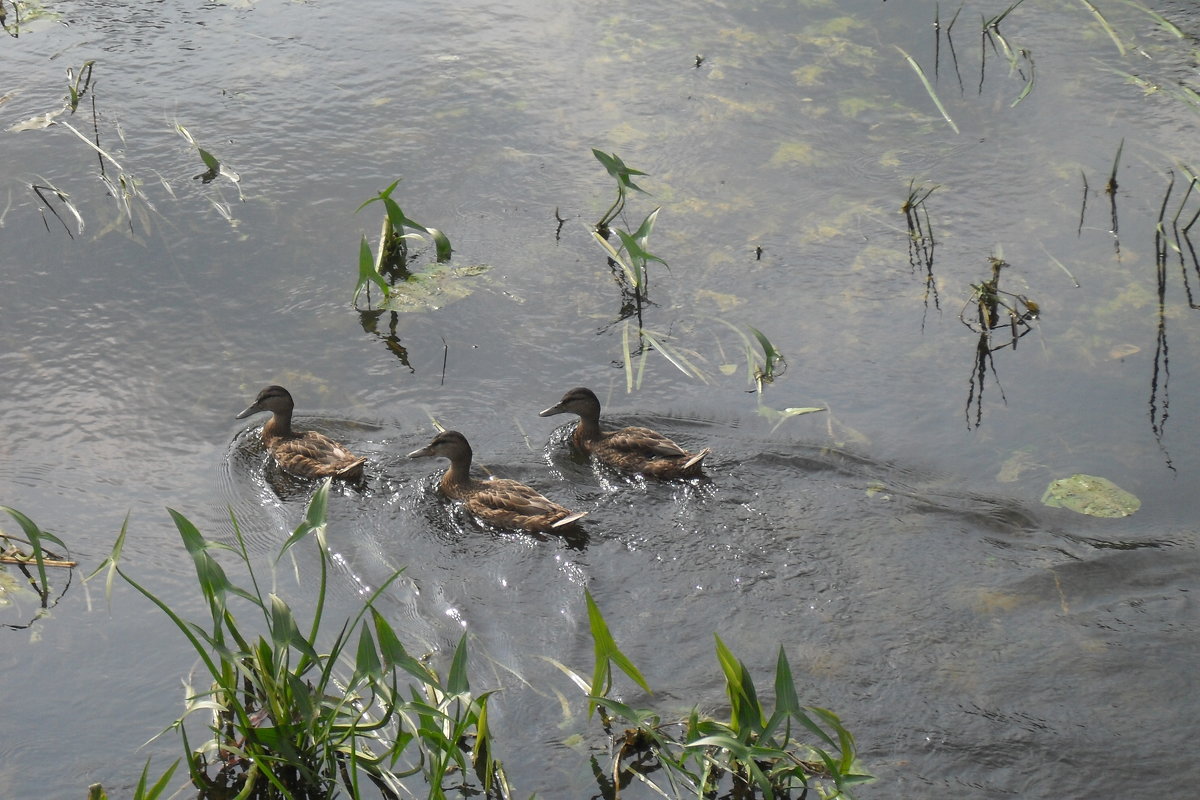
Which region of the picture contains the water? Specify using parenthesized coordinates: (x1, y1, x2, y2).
(2, 0, 1199, 797)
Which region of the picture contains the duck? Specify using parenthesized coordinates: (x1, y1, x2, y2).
(539, 386, 710, 479)
(236, 385, 367, 481)
(407, 430, 587, 532)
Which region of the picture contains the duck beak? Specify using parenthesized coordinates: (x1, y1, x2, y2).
(407, 446, 434, 458)
(539, 403, 565, 417)
(236, 402, 263, 419)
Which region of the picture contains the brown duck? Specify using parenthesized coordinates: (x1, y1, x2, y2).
(540, 387, 710, 479)
(407, 430, 587, 532)
(236, 385, 367, 481)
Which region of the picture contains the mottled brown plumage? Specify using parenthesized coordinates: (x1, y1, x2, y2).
(407, 430, 587, 532)
(540, 387, 710, 479)
(236, 385, 366, 481)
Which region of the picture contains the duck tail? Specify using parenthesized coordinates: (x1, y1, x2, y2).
(552, 510, 589, 528)
(682, 448, 711, 470)
(336, 457, 368, 480)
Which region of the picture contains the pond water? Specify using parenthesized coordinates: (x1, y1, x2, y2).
(2, 0, 1198, 797)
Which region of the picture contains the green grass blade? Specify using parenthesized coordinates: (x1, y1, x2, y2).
(355, 179, 401, 213)
(353, 623, 384, 685)
(371, 609, 436, 685)
(116, 564, 222, 680)
(773, 646, 801, 717)
(639, 330, 708, 383)
(591, 228, 638, 285)
(1078, 0, 1125, 55)
(84, 513, 130, 606)
(168, 508, 237, 619)
(447, 632, 471, 695)
(635, 335, 649, 390)
(584, 590, 651, 716)
(714, 635, 763, 735)
(746, 326, 780, 375)
(896, 46, 959, 134)
(1010, 51, 1035, 108)
(279, 478, 331, 560)
(424, 226, 453, 262)
(354, 235, 389, 304)
(622, 322, 634, 393)
(1116, 0, 1183, 37)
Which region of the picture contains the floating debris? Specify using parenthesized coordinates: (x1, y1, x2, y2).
(1041, 473, 1140, 517)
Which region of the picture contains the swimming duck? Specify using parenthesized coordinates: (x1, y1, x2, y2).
(407, 430, 587, 532)
(236, 385, 367, 481)
(540, 386, 710, 479)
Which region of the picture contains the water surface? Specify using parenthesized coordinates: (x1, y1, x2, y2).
(2, 1, 1198, 798)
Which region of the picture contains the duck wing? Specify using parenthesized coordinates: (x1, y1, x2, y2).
(465, 478, 583, 531)
(604, 426, 692, 458)
(273, 432, 365, 480)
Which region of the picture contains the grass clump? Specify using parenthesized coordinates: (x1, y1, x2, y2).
(554, 590, 872, 800)
(92, 480, 508, 800)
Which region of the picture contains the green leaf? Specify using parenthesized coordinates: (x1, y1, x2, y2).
(590, 229, 636, 285)
(279, 479, 331, 562)
(372, 609, 436, 684)
(774, 647, 800, 712)
(381, 196, 421, 235)
(356, 179, 401, 212)
(897, 46, 959, 134)
(639, 329, 708, 383)
(354, 236, 390, 304)
(747, 326, 780, 373)
(614, 229, 646, 287)
(584, 591, 651, 716)
(424, 226, 453, 262)
(629, 208, 666, 265)
(354, 624, 384, 683)
(268, 593, 300, 650)
(714, 635, 763, 736)
(196, 146, 220, 174)
(447, 632, 471, 696)
(133, 757, 179, 800)
(592, 148, 649, 194)
(168, 508, 237, 618)
(1, 505, 69, 602)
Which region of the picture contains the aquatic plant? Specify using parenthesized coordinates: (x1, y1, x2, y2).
(619, 322, 706, 392)
(556, 590, 870, 799)
(0, 0, 60, 35)
(592, 207, 666, 300)
(354, 179, 454, 308)
(29, 180, 84, 237)
(592, 149, 650, 237)
(1076, 0, 1125, 55)
(92, 481, 508, 800)
(1, 505, 75, 627)
(88, 759, 180, 800)
(960, 256, 1039, 345)
(175, 123, 243, 198)
(903, 179, 940, 320)
(709, 319, 787, 394)
(896, 46, 958, 134)
(65, 60, 95, 113)
(960, 255, 1040, 429)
